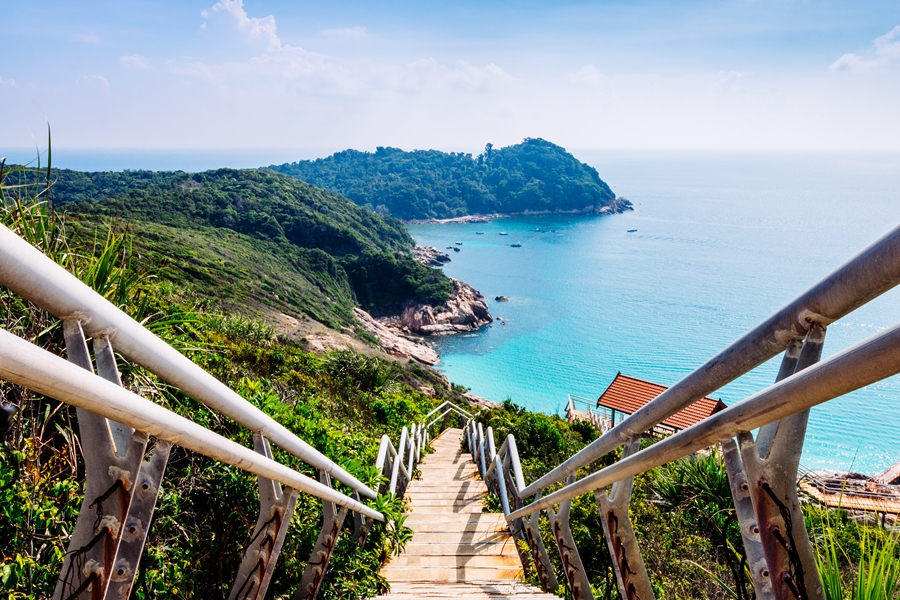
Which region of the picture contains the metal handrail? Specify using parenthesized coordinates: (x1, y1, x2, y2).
(0, 224, 375, 498)
(424, 399, 473, 421)
(506, 317, 900, 519)
(461, 224, 900, 599)
(0, 328, 383, 520)
(427, 402, 474, 429)
(520, 223, 900, 498)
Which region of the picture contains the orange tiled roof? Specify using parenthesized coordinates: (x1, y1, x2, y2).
(596, 373, 726, 431)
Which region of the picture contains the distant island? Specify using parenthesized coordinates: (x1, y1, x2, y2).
(270, 137, 631, 221)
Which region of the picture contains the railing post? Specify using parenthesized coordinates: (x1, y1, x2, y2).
(522, 491, 559, 593)
(477, 423, 487, 477)
(548, 474, 593, 600)
(352, 491, 370, 548)
(595, 435, 655, 600)
(54, 322, 149, 600)
(493, 454, 511, 515)
(406, 428, 416, 482)
(294, 471, 349, 600)
(723, 339, 804, 600)
(722, 438, 773, 599)
(107, 439, 171, 598)
(230, 434, 300, 600)
(739, 325, 827, 600)
(485, 427, 497, 492)
(389, 428, 408, 495)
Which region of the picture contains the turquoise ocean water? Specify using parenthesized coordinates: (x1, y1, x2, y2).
(408, 151, 900, 476)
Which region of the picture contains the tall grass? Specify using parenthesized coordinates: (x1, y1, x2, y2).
(816, 510, 900, 600)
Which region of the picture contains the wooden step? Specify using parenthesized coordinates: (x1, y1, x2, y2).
(382, 566, 523, 582)
(408, 531, 511, 544)
(406, 513, 504, 524)
(407, 496, 489, 504)
(386, 554, 522, 568)
(379, 427, 525, 589)
(402, 542, 518, 556)
(380, 582, 558, 598)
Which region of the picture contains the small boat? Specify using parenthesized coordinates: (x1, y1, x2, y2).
(476, 232, 485, 235)
(511, 242, 522, 248)
(446, 246, 453, 249)
(499, 232, 508, 236)
(455, 241, 463, 245)
(627, 229, 637, 233)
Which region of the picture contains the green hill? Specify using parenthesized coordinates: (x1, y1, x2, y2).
(49, 168, 452, 325)
(270, 138, 623, 221)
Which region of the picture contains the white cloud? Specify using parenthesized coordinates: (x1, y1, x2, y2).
(120, 55, 152, 70)
(188, 3, 512, 99)
(77, 34, 100, 44)
(78, 74, 110, 91)
(321, 26, 367, 39)
(201, 0, 281, 50)
(0, 75, 19, 88)
(568, 65, 609, 89)
(831, 25, 900, 73)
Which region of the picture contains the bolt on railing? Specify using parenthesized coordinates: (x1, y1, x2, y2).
(464, 223, 900, 600)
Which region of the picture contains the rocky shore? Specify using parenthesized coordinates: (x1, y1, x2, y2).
(405, 197, 633, 224)
(392, 279, 492, 336)
(353, 308, 440, 365)
(413, 245, 452, 267)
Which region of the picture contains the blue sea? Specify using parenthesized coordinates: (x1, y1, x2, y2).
(12, 146, 900, 475)
(408, 151, 900, 476)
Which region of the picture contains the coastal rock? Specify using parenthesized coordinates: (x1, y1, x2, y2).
(405, 197, 632, 224)
(413, 245, 452, 267)
(495, 295, 509, 302)
(463, 392, 500, 410)
(390, 279, 492, 336)
(353, 308, 440, 365)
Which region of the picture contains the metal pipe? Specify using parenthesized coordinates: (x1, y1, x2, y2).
(487, 426, 497, 460)
(423, 400, 472, 420)
(484, 436, 511, 479)
(375, 436, 391, 472)
(0, 329, 383, 521)
(0, 225, 376, 498)
(427, 406, 471, 429)
(508, 317, 900, 520)
(389, 428, 409, 494)
(521, 223, 900, 497)
(477, 423, 487, 476)
(494, 455, 511, 516)
(507, 435, 526, 493)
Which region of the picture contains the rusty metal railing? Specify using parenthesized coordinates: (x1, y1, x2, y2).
(467, 223, 900, 600)
(0, 222, 396, 600)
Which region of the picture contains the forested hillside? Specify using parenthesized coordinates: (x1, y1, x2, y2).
(271, 138, 622, 221)
(0, 188, 462, 598)
(45, 168, 452, 323)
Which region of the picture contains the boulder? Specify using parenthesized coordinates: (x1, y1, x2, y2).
(394, 279, 492, 336)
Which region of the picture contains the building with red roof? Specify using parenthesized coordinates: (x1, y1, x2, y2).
(592, 372, 727, 434)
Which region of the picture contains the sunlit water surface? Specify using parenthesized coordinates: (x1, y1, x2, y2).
(409, 150, 900, 475)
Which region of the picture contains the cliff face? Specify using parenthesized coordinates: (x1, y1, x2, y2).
(396, 279, 492, 336)
(352, 308, 440, 364)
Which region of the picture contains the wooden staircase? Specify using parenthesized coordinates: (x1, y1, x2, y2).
(379, 428, 558, 598)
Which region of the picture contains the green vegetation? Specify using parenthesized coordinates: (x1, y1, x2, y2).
(271, 138, 622, 221)
(0, 163, 465, 599)
(477, 400, 900, 600)
(17, 166, 453, 325)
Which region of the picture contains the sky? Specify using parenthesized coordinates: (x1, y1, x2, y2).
(2, 1, 900, 154)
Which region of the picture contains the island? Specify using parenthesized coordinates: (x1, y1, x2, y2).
(270, 137, 632, 221)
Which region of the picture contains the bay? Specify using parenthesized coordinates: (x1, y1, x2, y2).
(408, 150, 900, 476)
